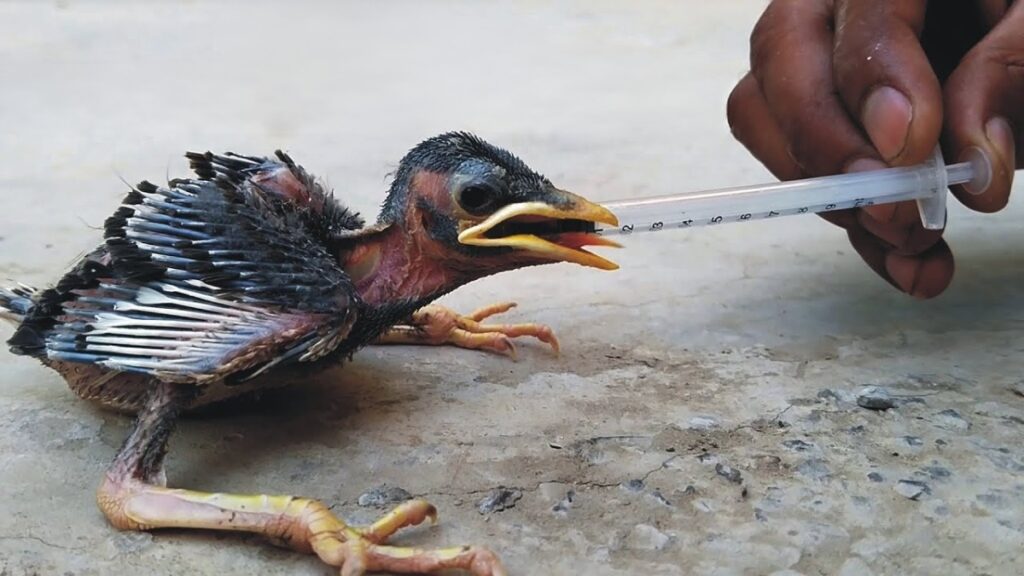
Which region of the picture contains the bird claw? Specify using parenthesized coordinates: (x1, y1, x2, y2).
(376, 302, 560, 358)
(351, 498, 438, 544)
(311, 500, 504, 576)
(467, 301, 518, 321)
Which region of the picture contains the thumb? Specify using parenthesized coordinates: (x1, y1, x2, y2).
(943, 2, 1023, 213)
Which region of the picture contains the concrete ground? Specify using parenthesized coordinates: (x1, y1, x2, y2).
(1, 1, 1022, 575)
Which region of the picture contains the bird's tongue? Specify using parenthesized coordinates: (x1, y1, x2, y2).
(547, 232, 621, 250)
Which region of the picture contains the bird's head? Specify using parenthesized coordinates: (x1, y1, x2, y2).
(378, 132, 620, 277)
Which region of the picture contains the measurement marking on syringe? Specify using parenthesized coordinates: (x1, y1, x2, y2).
(593, 151, 970, 236)
(604, 192, 943, 235)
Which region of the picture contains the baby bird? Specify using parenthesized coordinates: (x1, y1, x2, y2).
(0, 132, 619, 575)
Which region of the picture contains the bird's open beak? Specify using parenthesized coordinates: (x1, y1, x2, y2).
(457, 191, 621, 270)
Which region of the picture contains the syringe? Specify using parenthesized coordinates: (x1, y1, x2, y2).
(593, 148, 993, 237)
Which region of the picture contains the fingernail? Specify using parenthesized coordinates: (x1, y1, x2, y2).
(886, 253, 923, 297)
(846, 158, 896, 222)
(986, 116, 1016, 176)
(845, 158, 888, 173)
(958, 146, 992, 196)
(886, 252, 950, 299)
(862, 86, 913, 161)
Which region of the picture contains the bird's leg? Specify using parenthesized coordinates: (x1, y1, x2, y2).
(95, 380, 506, 576)
(374, 302, 559, 358)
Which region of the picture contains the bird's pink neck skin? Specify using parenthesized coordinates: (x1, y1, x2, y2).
(338, 171, 477, 307)
(340, 227, 457, 308)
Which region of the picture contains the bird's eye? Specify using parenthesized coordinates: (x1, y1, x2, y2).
(455, 183, 500, 216)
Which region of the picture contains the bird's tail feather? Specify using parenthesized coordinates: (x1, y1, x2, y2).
(0, 283, 38, 325)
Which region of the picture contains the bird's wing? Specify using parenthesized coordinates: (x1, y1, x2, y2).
(187, 149, 397, 242)
(42, 176, 359, 385)
(186, 149, 367, 236)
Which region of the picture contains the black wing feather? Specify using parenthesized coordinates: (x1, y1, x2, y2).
(38, 169, 360, 384)
(186, 150, 366, 237)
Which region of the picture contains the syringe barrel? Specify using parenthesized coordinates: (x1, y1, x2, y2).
(596, 158, 958, 236)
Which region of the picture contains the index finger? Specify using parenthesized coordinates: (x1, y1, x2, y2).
(748, 0, 879, 175)
(833, 0, 943, 167)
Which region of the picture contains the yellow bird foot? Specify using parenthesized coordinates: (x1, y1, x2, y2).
(97, 476, 505, 576)
(314, 500, 505, 576)
(375, 302, 559, 358)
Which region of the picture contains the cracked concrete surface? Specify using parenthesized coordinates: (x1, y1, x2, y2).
(1, 1, 1023, 575)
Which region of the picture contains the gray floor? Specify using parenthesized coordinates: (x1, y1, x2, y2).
(1, 2, 1022, 575)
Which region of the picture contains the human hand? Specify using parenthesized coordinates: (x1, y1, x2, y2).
(727, 0, 1022, 298)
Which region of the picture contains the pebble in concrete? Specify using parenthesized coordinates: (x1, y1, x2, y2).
(715, 463, 743, 484)
(357, 484, 412, 508)
(477, 488, 523, 514)
(903, 436, 923, 447)
(796, 458, 831, 481)
(934, 409, 972, 432)
(621, 479, 645, 494)
(624, 524, 673, 552)
(857, 386, 894, 410)
(894, 480, 931, 501)
(923, 466, 952, 480)
(650, 489, 672, 507)
(782, 439, 815, 452)
(687, 415, 720, 430)
(552, 490, 575, 515)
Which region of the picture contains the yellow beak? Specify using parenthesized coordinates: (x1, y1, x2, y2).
(457, 192, 621, 270)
